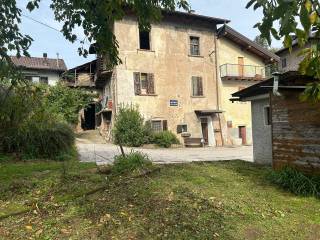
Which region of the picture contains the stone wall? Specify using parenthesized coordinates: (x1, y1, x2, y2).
(271, 90, 320, 173)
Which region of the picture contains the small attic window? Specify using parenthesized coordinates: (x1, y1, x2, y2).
(139, 29, 150, 50)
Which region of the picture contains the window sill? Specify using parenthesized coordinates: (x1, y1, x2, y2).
(188, 55, 204, 58)
(136, 94, 158, 96)
(137, 49, 155, 53)
(191, 95, 205, 98)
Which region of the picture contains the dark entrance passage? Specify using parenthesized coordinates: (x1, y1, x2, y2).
(82, 103, 96, 130)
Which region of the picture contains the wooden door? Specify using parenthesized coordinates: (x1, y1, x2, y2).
(238, 57, 244, 77)
(238, 126, 247, 145)
(201, 118, 209, 145)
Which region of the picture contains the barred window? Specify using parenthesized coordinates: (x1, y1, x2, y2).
(190, 36, 200, 56)
(151, 121, 162, 132)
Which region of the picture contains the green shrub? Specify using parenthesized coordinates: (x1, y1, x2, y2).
(112, 151, 152, 174)
(2, 120, 75, 159)
(268, 167, 320, 198)
(152, 131, 180, 148)
(113, 105, 147, 147)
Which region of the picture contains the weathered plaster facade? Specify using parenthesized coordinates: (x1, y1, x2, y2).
(217, 37, 267, 145)
(112, 16, 219, 145)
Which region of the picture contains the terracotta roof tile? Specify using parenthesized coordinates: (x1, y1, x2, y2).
(10, 56, 67, 72)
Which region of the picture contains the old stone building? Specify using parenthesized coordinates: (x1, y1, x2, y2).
(68, 11, 278, 146)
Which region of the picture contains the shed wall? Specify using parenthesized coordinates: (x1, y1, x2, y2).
(251, 97, 272, 164)
(271, 90, 320, 173)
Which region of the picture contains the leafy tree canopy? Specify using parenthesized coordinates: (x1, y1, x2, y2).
(247, 0, 320, 101)
(1, 0, 189, 66)
(254, 35, 269, 49)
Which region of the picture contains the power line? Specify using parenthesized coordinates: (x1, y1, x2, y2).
(21, 13, 61, 33)
(21, 13, 89, 45)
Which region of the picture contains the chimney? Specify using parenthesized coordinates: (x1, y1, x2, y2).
(43, 53, 48, 65)
(56, 53, 60, 67)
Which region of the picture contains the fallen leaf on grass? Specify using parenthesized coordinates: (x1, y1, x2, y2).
(25, 225, 33, 231)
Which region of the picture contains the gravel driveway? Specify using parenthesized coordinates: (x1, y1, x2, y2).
(76, 133, 253, 165)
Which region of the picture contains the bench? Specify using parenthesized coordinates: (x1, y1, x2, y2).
(184, 137, 203, 148)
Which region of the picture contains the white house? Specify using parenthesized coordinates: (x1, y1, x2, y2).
(10, 53, 67, 86)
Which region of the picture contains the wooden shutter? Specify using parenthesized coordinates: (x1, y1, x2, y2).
(197, 77, 203, 96)
(162, 120, 168, 131)
(147, 73, 155, 94)
(191, 76, 196, 96)
(133, 72, 141, 95)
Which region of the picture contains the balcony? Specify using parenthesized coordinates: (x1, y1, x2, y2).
(62, 72, 95, 87)
(220, 64, 267, 81)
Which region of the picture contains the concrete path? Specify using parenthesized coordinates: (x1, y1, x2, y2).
(76, 131, 253, 165)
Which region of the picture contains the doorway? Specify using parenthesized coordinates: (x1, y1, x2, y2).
(238, 57, 244, 77)
(201, 118, 209, 145)
(238, 126, 247, 145)
(82, 103, 96, 130)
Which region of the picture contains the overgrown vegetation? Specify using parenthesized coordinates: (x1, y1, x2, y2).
(0, 73, 93, 159)
(44, 83, 96, 124)
(113, 105, 149, 147)
(152, 130, 180, 148)
(268, 167, 320, 198)
(112, 151, 153, 175)
(113, 105, 179, 148)
(1, 160, 320, 239)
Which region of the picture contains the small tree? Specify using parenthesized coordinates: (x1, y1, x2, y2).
(44, 83, 96, 124)
(113, 105, 147, 148)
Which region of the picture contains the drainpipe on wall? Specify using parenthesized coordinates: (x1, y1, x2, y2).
(213, 32, 220, 110)
(272, 72, 282, 96)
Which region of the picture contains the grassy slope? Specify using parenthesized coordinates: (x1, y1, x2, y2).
(0, 157, 319, 239)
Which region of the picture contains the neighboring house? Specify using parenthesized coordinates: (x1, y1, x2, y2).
(216, 25, 278, 145)
(276, 35, 320, 72)
(231, 71, 320, 173)
(68, 11, 277, 146)
(10, 53, 67, 86)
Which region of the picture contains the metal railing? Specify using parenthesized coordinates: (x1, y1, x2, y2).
(220, 64, 266, 79)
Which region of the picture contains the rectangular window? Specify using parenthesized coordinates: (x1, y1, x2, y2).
(25, 76, 32, 81)
(190, 36, 200, 55)
(281, 58, 287, 68)
(264, 106, 271, 125)
(177, 124, 188, 134)
(40, 76, 48, 84)
(139, 29, 150, 50)
(151, 120, 167, 132)
(191, 76, 203, 96)
(133, 72, 155, 95)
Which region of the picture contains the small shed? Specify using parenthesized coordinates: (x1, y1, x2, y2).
(231, 71, 320, 173)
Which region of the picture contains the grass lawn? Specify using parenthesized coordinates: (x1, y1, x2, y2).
(0, 156, 320, 239)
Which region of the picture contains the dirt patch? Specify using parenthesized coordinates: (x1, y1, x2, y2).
(308, 224, 320, 240)
(243, 226, 264, 240)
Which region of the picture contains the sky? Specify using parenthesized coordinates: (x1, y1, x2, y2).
(17, 0, 282, 69)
